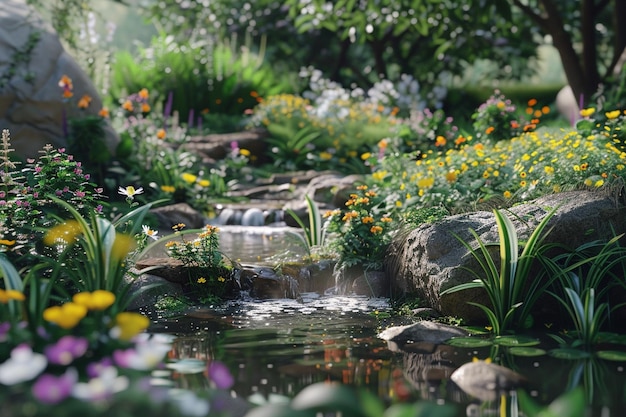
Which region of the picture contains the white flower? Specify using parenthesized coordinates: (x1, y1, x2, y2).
(0, 344, 47, 385)
(169, 389, 211, 417)
(141, 225, 159, 240)
(72, 366, 129, 401)
(118, 185, 144, 198)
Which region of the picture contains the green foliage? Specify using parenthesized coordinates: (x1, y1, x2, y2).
(441, 207, 559, 335)
(323, 185, 396, 271)
(110, 33, 291, 123)
(541, 236, 626, 348)
(286, 195, 327, 259)
(165, 224, 234, 302)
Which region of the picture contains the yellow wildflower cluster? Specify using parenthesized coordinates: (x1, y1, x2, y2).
(373, 125, 626, 210)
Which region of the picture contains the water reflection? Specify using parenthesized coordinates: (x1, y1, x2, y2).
(154, 294, 626, 417)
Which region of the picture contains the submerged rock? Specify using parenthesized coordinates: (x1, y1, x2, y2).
(450, 359, 527, 401)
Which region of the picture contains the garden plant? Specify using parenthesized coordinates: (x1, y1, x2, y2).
(3, 1, 626, 414)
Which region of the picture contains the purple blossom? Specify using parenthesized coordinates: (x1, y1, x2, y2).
(32, 368, 77, 404)
(35, 166, 42, 173)
(208, 361, 234, 389)
(0, 322, 10, 341)
(44, 335, 89, 365)
(87, 357, 113, 378)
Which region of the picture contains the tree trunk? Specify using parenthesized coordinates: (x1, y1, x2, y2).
(535, 0, 589, 104)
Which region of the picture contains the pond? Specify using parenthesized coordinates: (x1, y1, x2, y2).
(143, 293, 626, 417)
(141, 226, 626, 417)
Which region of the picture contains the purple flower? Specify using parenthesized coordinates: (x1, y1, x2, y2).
(32, 368, 77, 404)
(44, 335, 89, 365)
(75, 191, 86, 198)
(0, 322, 10, 341)
(208, 361, 234, 389)
(87, 357, 113, 378)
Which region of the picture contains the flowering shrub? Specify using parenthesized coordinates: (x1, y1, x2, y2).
(323, 185, 395, 270)
(471, 90, 549, 141)
(166, 224, 234, 303)
(0, 130, 105, 267)
(110, 88, 241, 213)
(372, 121, 626, 214)
(576, 107, 626, 150)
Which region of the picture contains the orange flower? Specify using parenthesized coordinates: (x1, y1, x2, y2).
(77, 94, 92, 109)
(435, 136, 447, 147)
(138, 88, 149, 99)
(156, 128, 166, 139)
(58, 75, 73, 89)
(122, 100, 134, 112)
(98, 107, 110, 118)
(141, 103, 151, 113)
(485, 126, 495, 135)
(527, 98, 537, 107)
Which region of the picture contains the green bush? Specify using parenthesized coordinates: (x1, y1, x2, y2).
(109, 34, 295, 125)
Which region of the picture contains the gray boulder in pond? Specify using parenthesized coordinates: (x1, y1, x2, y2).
(0, 0, 119, 159)
(387, 191, 626, 322)
(450, 359, 527, 401)
(378, 321, 469, 344)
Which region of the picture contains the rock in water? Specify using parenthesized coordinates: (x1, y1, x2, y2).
(450, 358, 527, 401)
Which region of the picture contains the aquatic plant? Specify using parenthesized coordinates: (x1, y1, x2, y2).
(441, 207, 559, 335)
(541, 235, 626, 349)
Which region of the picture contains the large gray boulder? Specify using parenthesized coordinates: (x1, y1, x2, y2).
(388, 191, 626, 322)
(0, 0, 118, 159)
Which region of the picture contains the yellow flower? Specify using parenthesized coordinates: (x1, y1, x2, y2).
(503, 190, 512, 199)
(361, 152, 372, 160)
(43, 303, 88, 329)
(606, 110, 621, 120)
(197, 277, 207, 284)
(43, 220, 83, 246)
(0, 289, 25, 303)
(182, 173, 198, 184)
(417, 177, 435, 188)
(445, 171, 457, 182)
(114, 312, 150, 341)
(320, 151, 333, 160)
(217, 276, 226, 283)
(580, 107, 595, 117)
(73, 290, 115, 311)
(111, 233, 136, 262)
(161, 185, 176, 193)
(239, 149, 251, 157)
(198, 179, 211, 187)
(372, 170, 387, 181)
(0, 239, 16, 246)
(595, 179, 605, 187)
(544, 166, 554, 175)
